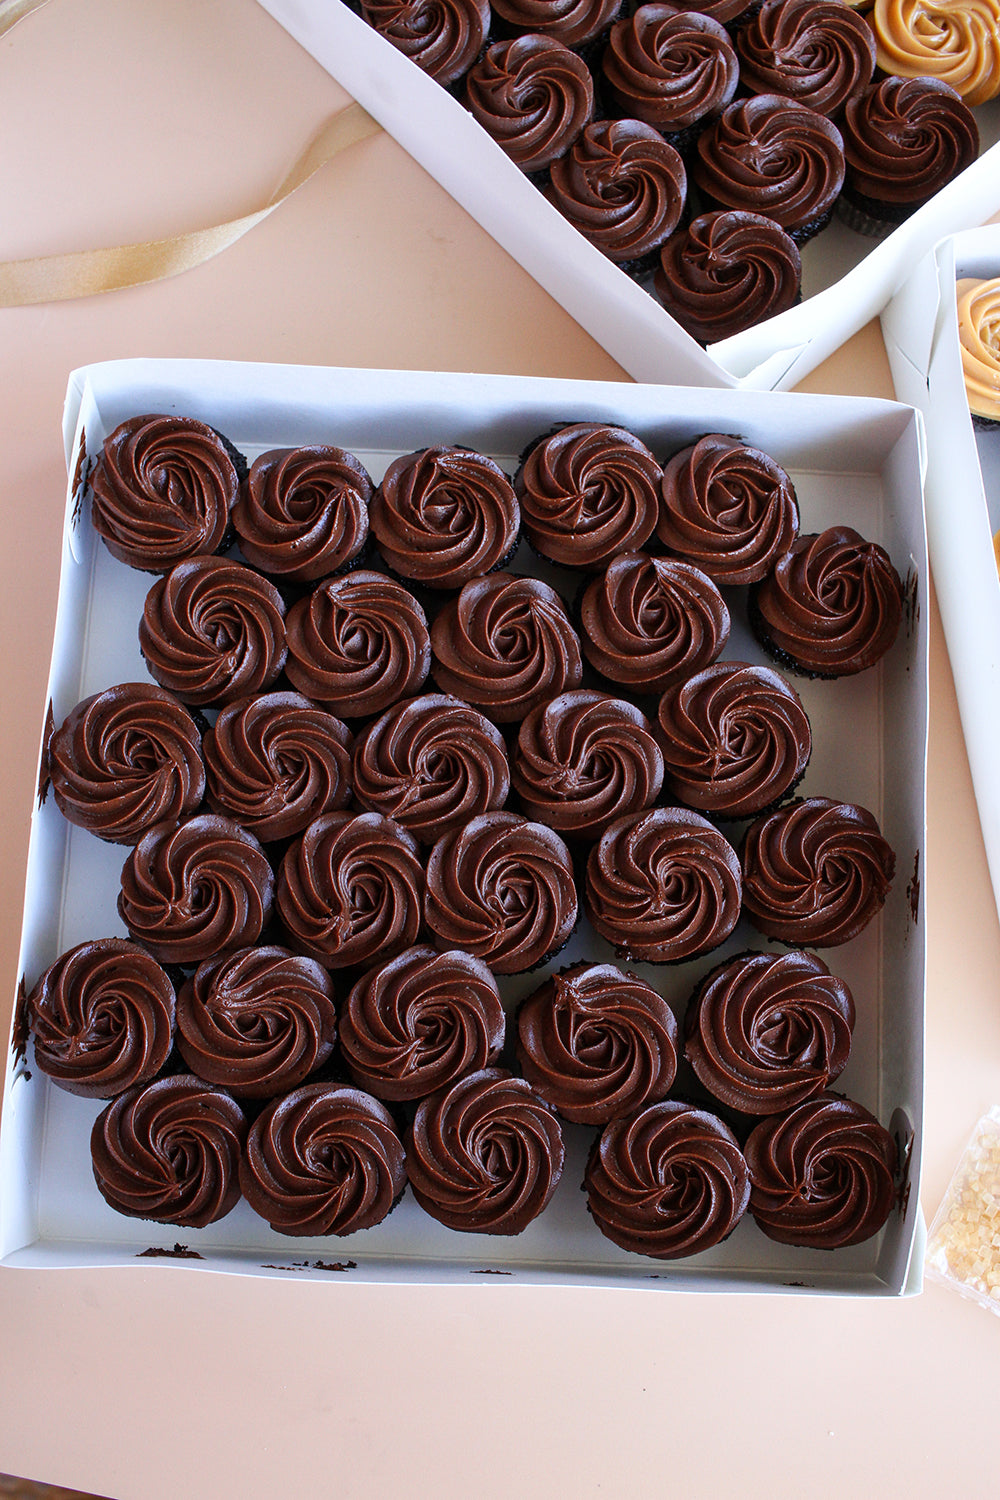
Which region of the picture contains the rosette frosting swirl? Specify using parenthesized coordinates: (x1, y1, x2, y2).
(491, 0, 622, 46)
(139, 557, 287, 707)
(957, 276, 1000, 422)
(90, 414, 239, 573)
(406, 1068, 565, 1234)
(341, 945, 506, 1101)
(654, 212, 802, 345)
(361, 0, 491, 84)
(736, 0, 876, 118)
(232, 446, 372, 582)
(176, 945, 337, 1098)
(352, 693, 510, 842)
(684, 950, 855, 1114)
(842, 77, 979, 214)
(585, 807, 741, 962)
(425, 811, 578, 973)
(203, 691, 353, 843)
(871, 0, 1000, 106)
(547, 123, 687, 267)
(585, 1100, 750, 1258)
(91, 1075, 247, 1227)
(27, 938, 176, 1099)
(516, 962, 678, 1123)
(740, 797, 896, 946)
(745, 1095, 898, 1247)
(465, 36, 595, 172)
(601, 5, 739, 132)
(48, 682, 205, 844)
(240, 1083, 407, 1236)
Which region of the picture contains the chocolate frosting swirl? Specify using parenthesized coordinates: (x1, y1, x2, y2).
(91, 1075, 247, 1227)
(658, 433, 799, 585)
(547, 123, 687, 266)
(361, 0, 491, 84)
(276, 811, 425, 969)
(842, 77, 979, 211)
(370, 446, 520, 588)
(957, 276, 1000, 421)
(585, 1100, 750, 1258)
(741, 797, 896, 946)
(27, 939, 176, 1098)
(585, 807, 741, 962)
(284, 570, 431, 719)
(465, 36, 595, 172)
(516, 961, 678, 1123)
(871, 0, 1000, 107)
(512, 689, 664, 837)
(515, 423, 662, 567)
(580, 551, 730, 690)
(653, 211, 802, 345)
(140, 557, 287, 708)
(341, 945, 505, 1101)
(240, 1082, 407, 1236)
(176, 945, 337, 1098)
(48, 682, 205, 844)
(425, 811, 578, 973)
(750, 525, 903, 677)
(203, 691, 353, 843)
(736, 0, 876, 118)
(684, 950, 855, 1114)
(232, 446, 371, 582)
(602, 5, 739, 131)
(352, 693, 510, 842)
(90, 415, 239, 573)
(745, 1094, 897, 1246)
(656, 660, 811, 818)
(431, 571, 583, 723)
(406, 1067, 565, 1234)
(492, 0, 622, 46)
(118, 813, 275, 964)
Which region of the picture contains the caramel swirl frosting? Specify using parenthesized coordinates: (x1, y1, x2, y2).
(736, 0, 876, 118)
(956, 276, 1000, 421)
(361, 0, 491, 84)
(547, 123, 687, 267)
(654, 212, 801, 345)
(465, 36, 595, 172)
(871, 0, 1000, 106)
(602, 5, 739, 131)
(233, 446, 372, 582)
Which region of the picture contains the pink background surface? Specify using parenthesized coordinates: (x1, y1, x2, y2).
(1, 3, 999, 1496)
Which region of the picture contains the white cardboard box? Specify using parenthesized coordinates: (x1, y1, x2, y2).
(1, 358, 927, 1292)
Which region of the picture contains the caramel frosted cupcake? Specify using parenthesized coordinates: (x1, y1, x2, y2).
(515, 423, 662, 567)
(736, 0, 876, 118)
(957, 277, 1000, 426)
(340, 945, 506, 1101)
(361, 0, 491, 84)
(658, 433, 799, 585)
(232, 446, 372, 582)
(870, 0, 1000, 106)
(351, 693, 510, 842)
(370, 446, 520, 589)
(585, 1099, 750, 1258)
(516, 961, 678, 1123)
(741, 797, 895, 946)
(406, 1067, 565, 1233)
(425, 811, 578, 973)
(431, 571, 583, 723)
(139, 557, 287, 708)
(48, 682, 205, 845)
(601, 5, 739, 138)
(26, 938, 176, 1099)
(241, 1082, 407, 1236)
(465, 36, 595, 172)
(491, 0, 621, 47)
(90, 414, 241, 573)
(175, 945, 337, 1098)
(579, 551, 730, 691)
(654, 212, 801, 345)
(684, 950, 855, 1114)
(512, 689, 664, 838)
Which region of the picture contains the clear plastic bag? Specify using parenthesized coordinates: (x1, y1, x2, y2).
(925, 1106, 1000, 1315)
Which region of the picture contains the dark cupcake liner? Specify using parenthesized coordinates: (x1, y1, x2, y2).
(970, 412, 1000, 433)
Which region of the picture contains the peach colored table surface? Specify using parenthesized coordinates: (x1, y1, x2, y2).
(1, 4, 999, 1498)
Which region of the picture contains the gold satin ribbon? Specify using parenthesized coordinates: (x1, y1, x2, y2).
(0, 0, 383, 306)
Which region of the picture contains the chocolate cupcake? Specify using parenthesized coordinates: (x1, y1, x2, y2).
(424, 811, 578, 973)
(361, 0, 491, 85)
(369, 446, 520, 589)
(232, 446, 372, 582)
(735, 0, 876, 118)
(491, 0, 621, 48)
(585, 807, 741, 962)
(656, 661, 811, 818)
(351, 693, 510, 842)
(340, 945, 506, 1101)
(406, 1067, 564, 1233)
(957, 277, 1000, 426)
(601, 5, 739, 140)
(89, 414, 241, 573)
(684, 949, 855, 1114)
(48, 682, 205, 845)
(26, 938, 176, 1099)
(870, 0, 1000, 107)
(516, 961, 679, 1123)
(91, 1074, 247, 1227)
(514, 423, 662, 568)
(745, 1094, 897, 1247)
(139, 557, 287, 708)
(740, 797, 895, 946)
(175, 945, 337, 1098)
(584, 1099, 750, 1258)
(512, 689, 664, 838)
(465, 36, 595, 172)
(654, 211, 802, 344)
(658, 433, 799, 585)
(240, 1082, 407, 1236)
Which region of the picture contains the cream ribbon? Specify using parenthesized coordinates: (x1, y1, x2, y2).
(0, 0, 383, 306)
